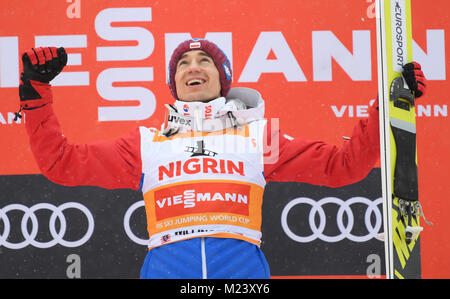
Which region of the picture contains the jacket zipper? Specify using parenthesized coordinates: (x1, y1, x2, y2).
(201, 237, 207, 279)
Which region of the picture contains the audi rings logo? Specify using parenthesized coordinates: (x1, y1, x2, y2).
(281, 197, 383, 243)
(0, 202, 94, 249)
(124, 201, 148, 246)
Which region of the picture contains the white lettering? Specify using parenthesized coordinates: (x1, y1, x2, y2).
(331, 105, 347, 118)
(95, 7, 154, 61)
(313, 30, 371, 81)
(239, 31, 306, 82)
(331, 104, 370, 118)
(35, 35, 89, 86)
(417, 104, 431, 117)
(434, 104, 447, 117)
(356, 105, 369, 117)
(156, 190, 249, 209)
(0, 112, 23, 124)
(211, 193, 224, 201)
(238, 194, 248, 204)
(414, 105, 447, 118)
(225, 193, 236, 202)
(333, 104, 447, 118)
(197, 193, 211, 202)
(156, 198, 167, 208)
(173, 195, 183, 205)
(1, 28, 445, 91)
(0, 36, 19, 87)
(97, 67, 155, 121)
(413, 29, 446, 80)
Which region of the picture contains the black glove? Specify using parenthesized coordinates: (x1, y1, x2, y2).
(373, 62, 427, 112)
(15, 47, 67, 121)
(21, 47, 67, 83)
(402, 62, 427, 98)
(19, 47, 67, 106)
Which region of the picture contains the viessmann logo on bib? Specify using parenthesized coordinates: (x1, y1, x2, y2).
(153, 182, 250, 221)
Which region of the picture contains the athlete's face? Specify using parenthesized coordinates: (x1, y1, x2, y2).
(174, 50, 221, 102)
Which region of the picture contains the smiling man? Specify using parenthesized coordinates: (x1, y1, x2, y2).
(17, 39, 426, 279)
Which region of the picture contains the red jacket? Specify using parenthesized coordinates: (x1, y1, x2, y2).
(24, 102, 380, 190)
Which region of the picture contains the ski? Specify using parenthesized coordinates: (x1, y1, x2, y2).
(376, 0, 424, 279)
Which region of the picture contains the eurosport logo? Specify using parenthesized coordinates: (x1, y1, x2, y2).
(281, 197, 383, 243)
(0, 203, 94, 249)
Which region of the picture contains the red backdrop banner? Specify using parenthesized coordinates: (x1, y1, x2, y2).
(0, 0, 448, 278)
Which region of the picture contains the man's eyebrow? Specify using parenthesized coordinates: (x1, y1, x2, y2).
(197, 52, 211, 58)
(179, 51, 211, 61)
(179, 53, 189, 60)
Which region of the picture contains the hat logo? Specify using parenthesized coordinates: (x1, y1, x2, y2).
(223, 63, 232, 80)
(189, 42, 201, 49)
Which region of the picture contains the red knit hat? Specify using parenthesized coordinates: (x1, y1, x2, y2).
(167, 39, 232, 100)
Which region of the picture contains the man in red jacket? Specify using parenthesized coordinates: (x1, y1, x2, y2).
(17, 40, 426, 278)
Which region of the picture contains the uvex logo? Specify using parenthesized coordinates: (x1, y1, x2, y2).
(158, 157, 245, 181)
(168, 115, 191, 126)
